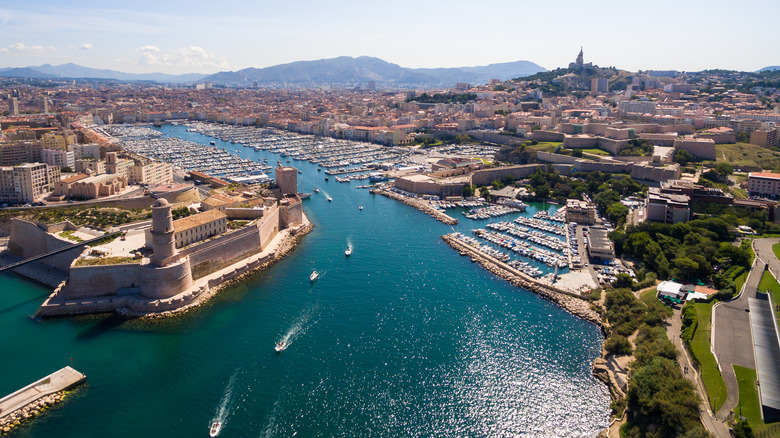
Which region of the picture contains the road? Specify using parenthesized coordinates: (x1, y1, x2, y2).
(712, 238, 778, 420)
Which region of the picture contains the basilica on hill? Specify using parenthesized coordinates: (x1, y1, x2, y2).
(569, 47, 593, 69)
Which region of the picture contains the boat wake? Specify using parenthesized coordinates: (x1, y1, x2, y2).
(277, 304, 318, 352)
(210, 368, 240, 436)
(346, 237, 353, 254)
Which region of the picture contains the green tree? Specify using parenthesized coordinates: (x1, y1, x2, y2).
(606, 202, 629, 224)
(534, 184, 550, 198)
(715, 162, 733, 176)
(674, 149, 694, 165)
(462, 185, 474, 198)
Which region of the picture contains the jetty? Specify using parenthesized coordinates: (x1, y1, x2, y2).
(441, 233, 601, 325)
(371, 187, 458, 225)
(0, 367, 86, 433)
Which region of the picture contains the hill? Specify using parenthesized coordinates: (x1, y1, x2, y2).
(0, 63, 206, 83)
(203, 56, 547, 88)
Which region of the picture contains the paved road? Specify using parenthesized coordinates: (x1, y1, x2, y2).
(712, 238, 778, 419)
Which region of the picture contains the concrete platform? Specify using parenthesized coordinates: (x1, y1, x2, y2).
(0, 366, 86, 419)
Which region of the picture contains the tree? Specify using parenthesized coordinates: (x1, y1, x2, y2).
(606, 202, 629, 224)
(534, 184, 550, 198)
(479, 187, 491, 199)
(715, 162, 733, 176)
(571, 148, 583, 158)
(61, 166, 73, 173)
(462, 185, 474, 198)
(674, 149, 694, 165)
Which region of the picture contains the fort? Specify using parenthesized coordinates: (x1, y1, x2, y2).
(2, 164, 310, 318)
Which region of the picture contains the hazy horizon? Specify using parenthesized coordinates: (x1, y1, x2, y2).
(1, 0, 778, 75)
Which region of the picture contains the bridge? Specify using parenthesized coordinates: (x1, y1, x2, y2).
(0, 231, 121, 273)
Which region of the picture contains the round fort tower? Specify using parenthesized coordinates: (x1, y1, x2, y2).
(150, 198, 177, 266)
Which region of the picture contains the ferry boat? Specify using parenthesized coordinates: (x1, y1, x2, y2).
(345, 247, 352, 257)
(275, 341, 286, 352)
(209, 421, 222, 437)
(310, 270, 319, 282)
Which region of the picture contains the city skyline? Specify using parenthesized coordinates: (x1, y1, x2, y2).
(1, 0, 778, 76)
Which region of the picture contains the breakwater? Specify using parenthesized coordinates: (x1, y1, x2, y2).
(0, 367, 85, 435)
(441, 234, 601, 325)
(371, 187, 458, 225)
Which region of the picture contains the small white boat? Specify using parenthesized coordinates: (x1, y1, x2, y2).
(310, 270, 319, 282)
(359, 206, 363, 210)
(209, 421, 222, 437)
(313, 188, 320, 193)
(275, 341, 285, 352)
(345, 248, 352, 257)
(327, 196, 333, 202)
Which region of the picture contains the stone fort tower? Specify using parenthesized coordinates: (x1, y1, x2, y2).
(150, 198, 177, 266)
(275, 164, 298, 196)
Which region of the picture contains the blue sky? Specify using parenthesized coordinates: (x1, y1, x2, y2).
(0, 0, 777, 74)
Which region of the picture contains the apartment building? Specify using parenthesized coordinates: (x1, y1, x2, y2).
(41, 148, 75, 170)
(0, 162, 60, 203)
(747, 172, 780, 198)
(128, 161, 172, 185)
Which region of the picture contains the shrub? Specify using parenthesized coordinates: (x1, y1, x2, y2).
(604, 334, 633, 356)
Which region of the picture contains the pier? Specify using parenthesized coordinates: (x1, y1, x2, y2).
(0, 367, 86, 432)
(371, 187, 458, 225)
(441, 234, 601, 325)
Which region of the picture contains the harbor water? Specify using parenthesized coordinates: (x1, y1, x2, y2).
(0, 125, 609, 437)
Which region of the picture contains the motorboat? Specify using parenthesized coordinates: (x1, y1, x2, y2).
(325, 176, 329, 181)
(310, 270, 319, 282)
(298, 170, 302, 174)
(275, 341, 285, 352)
(313, 188, 320, 193)
(327, 196, 333, 202)
(209, 141, 216, 145)
(359, 206, 363, 210)
(345, 248, 352, 257)
(209, 421, 222, 437)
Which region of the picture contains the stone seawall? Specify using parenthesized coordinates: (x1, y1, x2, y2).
(35, 218, 314, 319)
(442, 234, 601, 325)
(371, 188, 458, 225)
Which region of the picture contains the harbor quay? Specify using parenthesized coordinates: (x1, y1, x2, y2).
(0, 367, 86, 434)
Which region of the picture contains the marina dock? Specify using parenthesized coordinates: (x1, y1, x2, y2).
(0, 366, 85, 430)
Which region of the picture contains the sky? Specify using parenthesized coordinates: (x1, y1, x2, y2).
(0, 0, 778, 75)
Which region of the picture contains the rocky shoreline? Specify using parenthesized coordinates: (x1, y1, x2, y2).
(371, 188, 458, 225)
(0, 391, 69, 435)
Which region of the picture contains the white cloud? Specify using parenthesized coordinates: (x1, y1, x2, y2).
(0, 42, 55, 56)
(135, 46, 231, 70)
(79, 43, 93, 51)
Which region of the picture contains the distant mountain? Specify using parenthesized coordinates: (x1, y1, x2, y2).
(203, 56, 547, 88)
(0, 67, 58, 79)
(758, 66, 780, 72)
(0, 63, 207, 83)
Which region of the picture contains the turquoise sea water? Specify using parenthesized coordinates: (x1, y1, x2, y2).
(0, 125, 609, 437)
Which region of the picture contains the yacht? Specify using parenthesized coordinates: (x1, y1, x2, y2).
(310, 270, 319, 282)
(209, 421, 222, 437)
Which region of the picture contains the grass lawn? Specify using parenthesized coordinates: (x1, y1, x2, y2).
(773, 242, 780, 263)
(688, 301, 728, 412)
(758, 270, 780, 333)
(526, 142, 560, 153)
(581, 148, 611, 156)
(733, 365, 770, 434)
(715, 143, 780, 171)
(639, 288, 673, 318)
(735, 271, 750, 294)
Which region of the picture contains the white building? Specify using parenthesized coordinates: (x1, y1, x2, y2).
(41, 149, 76, 170)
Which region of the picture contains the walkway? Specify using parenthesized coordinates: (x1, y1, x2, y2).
(0, 367, 85, 419)
(666, 306, 731, 438)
